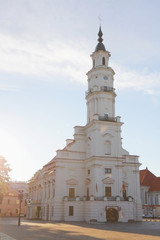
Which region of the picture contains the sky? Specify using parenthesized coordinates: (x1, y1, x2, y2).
(0, 0, 160, 181)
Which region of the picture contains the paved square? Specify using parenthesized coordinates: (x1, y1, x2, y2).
(0, 218, 160, 240)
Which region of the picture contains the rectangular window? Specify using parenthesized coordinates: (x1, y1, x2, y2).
(155, 195, 159, 205)
(144, 191, 148, 204)
(69, 206, 74, 216)
(123, 190, 127, 199)
(52, 206, 54, 216)
(105, 168, 111, 174)
(69, 188, 75, 198)
(87, 187, 89, 200)
(53, 188, 55, 197)
(105, 187, 111, 197)
(43, 207, 45, 216)
(88, 169, 90, 174)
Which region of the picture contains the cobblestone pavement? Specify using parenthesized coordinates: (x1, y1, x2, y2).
(0, 217, 160, 240)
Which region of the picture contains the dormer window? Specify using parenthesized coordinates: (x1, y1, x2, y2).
(102, 57, 105, 65)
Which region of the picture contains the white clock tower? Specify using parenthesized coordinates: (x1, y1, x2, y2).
(27, 26, 142, 223)
(86, 27, 115, 123)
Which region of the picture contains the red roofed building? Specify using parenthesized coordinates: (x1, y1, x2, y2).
(140, 168, 160, 217)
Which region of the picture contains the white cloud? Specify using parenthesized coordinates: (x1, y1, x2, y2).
(0, 32, 160, 94)
(0, 32, 90, 85)
(112, 63, 160, 95)
(0, 83, 21, 91)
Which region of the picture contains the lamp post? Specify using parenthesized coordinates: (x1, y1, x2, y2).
(18, 190, 23, 226)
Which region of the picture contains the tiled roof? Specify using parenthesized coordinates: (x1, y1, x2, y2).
(150, 177, 160, 191)
(140, 168, 160, 192)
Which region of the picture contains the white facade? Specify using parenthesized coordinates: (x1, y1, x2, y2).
(27, 27, 142, 222)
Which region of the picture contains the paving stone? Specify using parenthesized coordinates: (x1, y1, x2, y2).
(0, 233, 16, 240)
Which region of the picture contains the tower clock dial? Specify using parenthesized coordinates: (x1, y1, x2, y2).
(103, 75, 108, 80)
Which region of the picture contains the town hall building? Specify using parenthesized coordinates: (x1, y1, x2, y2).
(27, 27, 142, 222)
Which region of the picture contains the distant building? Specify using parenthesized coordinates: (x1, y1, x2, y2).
(27, 27, 142, 223)
(0, 181, 27, 217)
(140, 168, 160, 217)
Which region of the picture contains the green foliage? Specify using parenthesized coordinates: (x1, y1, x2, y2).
(0, 156, 11, 202)
(0, 156, 11, 183)
(0, 182, 7, 203)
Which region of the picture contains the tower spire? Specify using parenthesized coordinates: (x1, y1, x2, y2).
(95, 26, 106, 52)
(98, 26, 103, 43)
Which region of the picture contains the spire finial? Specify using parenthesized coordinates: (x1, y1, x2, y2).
(95, 23, 106, 52)
(98, 26, 103, 43)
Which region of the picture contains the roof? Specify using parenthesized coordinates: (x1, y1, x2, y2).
(150, 177, 160, 192)
(29, 159, 56, 183)
(140, 168, 160, 192)
(95, 26, 106, 52)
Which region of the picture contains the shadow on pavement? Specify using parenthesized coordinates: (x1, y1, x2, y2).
(0, 217, 160, 240)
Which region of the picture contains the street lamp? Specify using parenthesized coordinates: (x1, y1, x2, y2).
(18, 190, 23, 226)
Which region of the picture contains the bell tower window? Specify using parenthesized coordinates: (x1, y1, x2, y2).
(93, 59, 95, 67)
(102, 57, 105, 65)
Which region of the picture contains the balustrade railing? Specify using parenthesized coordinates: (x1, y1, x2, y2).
(85, 86, 114, 97)
(99, 115, 117, 122)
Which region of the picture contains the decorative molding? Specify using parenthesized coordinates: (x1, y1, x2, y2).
(115, 165, 123, 168)
(102, 132, 114, 138)
(102, 177, 115, 185)
(66, 178, 78, 185)
(90, 164, 102, 168)
(85, 178, 91, 185)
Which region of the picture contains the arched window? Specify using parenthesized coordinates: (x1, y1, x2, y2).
(102, 57, 105, 65)
(87, 137, 91, 156)
(105, 140, 111, 155)
(93, 59, 95, 67)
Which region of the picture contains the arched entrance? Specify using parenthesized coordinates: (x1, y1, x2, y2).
(106, 207, 119, 222)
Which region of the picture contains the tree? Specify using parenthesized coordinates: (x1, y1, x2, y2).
(0, 156, 11, 203)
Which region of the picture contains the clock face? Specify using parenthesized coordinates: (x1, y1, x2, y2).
(103, 75, 108, 80)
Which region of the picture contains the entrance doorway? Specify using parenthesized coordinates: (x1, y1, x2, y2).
(106, 208, 118, 222)
(37, 207, 41, 219)
(35, 206, 41, 219)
